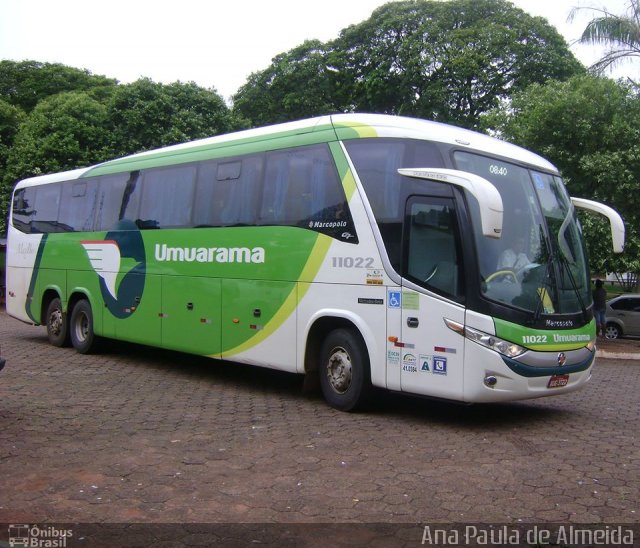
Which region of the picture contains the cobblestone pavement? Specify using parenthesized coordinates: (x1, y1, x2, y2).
(0, 308, 639, 545)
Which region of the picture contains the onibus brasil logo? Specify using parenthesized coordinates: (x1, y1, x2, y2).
(8, 524, 73, 547)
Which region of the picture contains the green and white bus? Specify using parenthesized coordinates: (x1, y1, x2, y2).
(6, 114, 625, 411)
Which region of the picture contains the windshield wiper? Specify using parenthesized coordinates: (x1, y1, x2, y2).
(556, 206, 588, 321)
(558, 253, 588, 322)
(532, 257, 555, 324)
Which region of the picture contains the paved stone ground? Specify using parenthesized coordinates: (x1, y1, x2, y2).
(0, 308, 639, 546)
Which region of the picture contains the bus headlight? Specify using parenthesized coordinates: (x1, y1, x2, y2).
(464, 326, 526, 358)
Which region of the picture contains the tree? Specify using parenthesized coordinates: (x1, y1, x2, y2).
(3, 91, 112, 180)
(0, 99, 26, 228)
(107, 78, 242, 157)
(570, 0, 640, 78)
(484, 75, 640, 285)
(233, 0, 584, 128)
(1, 92, 112, 232)
(233, 40, 343, 127)
(0, 60, 116, 112)
(0, 99, 25, 175)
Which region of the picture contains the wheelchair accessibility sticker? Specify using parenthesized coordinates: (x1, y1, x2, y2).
(388, 291, 401, 309)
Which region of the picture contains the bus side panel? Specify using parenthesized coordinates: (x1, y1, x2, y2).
(220, 279, 297, 371)
(34, 268, 67, 322)
(5, 228, 44, 323)
(6, 266, 35, 323)
(297, 281, 388, 389)
(113, 273, 162, 347)
(161, 275, 221, 356)
(66, 267, 106, 337)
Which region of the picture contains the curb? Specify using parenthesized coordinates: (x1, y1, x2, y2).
(596, 350, 640, 360)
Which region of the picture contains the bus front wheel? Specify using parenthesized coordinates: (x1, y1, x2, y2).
(45, 297, 69, 347)
(319, 328, 372, 412)
(70, 300, 98, 354)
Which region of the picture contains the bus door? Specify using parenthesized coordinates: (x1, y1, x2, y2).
(399, 196, 465, 400)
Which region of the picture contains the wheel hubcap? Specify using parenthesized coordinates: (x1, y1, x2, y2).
(326, 347, 352, 394)
(49, 309, 63, 336)
(75, 313, 89, 342)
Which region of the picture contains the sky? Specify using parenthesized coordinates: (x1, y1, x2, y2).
(0, 0, 638, 101)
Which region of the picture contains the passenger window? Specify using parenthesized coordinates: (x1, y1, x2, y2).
(404, 197, 463, 299)
(95, 173, 136, 230)
(194, 156, 263, 227)
(217, 161, 241, 181)
(59, 179, 100, 232)
(344, 138, 445, 262)
(12, 187, 37, 233)
(31, 184, 62, 233)
(261, 144, 356, 242)
(139, 165, 196, 228)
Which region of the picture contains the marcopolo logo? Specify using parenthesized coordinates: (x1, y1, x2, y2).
(81, 228, 146, 319)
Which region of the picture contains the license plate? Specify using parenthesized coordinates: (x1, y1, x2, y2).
(547, 374, 569, 388)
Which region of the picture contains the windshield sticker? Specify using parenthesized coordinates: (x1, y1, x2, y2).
(402, 292, 419, 310)
(532, 172, 545, 190)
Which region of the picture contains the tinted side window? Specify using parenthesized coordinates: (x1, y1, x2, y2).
(139, 165, 196, 228)
(95, 172, 140, 230)
(22, 184, 62, 233)
(404, 197, 464, 299)
(194, 156, 263, 226)
(59, 180, 100, 232)
(345, 139, 444, 264)
(260, 144, 356, 242)
(611, 298, 640, 311)
(12, 187, 37, 233)
(193, 161, 218, 227)
(345, 139, 444, 220)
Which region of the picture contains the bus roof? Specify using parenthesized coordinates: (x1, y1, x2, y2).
(14, 113, 558, 187)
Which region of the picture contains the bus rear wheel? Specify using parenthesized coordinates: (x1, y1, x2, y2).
(45, 297, 69, 347)
(70, 300, 98, 354)
(319, 328, 372, 412)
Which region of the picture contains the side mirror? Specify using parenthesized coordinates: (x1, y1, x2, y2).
(571, 197, 625, 253)
(398, 168, 503, 238)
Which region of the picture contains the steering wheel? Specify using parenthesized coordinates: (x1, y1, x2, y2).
(486, 269, 518, 283)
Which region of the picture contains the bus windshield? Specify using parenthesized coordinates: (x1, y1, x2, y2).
(454, 152, 590, 315)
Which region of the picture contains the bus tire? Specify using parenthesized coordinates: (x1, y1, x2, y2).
(45, 297, 69, 347)
(69, 299, 98, 354)
(319, 328, 372, 412)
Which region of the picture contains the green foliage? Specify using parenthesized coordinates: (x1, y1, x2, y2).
(233, 40, 342, 127)
(0, 70, 239, 232)
(485, 75, 640, 279)
(3, 91, 111, 180)
(107, 78, 242, 157)
(0, 98, 25, 172)
(234, 0, 584, 128)
(0, 60, 117, 112)
(0, 92, 111, 230)
(570, 0, 640, 77)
